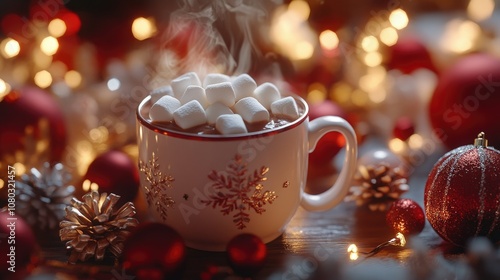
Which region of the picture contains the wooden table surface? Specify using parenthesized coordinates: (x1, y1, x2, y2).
(28, 139, 471, 280)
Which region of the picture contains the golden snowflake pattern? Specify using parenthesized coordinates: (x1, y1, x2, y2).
(139, 153, 175, 221)
(201, 154, 284, 229)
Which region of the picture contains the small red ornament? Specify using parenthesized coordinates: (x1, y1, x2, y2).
(308, 100, 347, 166)
(429, 53, 500, 149)
(393, 116, 415, 141)
(82, 150, 139, 204)
(122, 223, 186, 280)
(425, 133, 500, 246)
(0, 211, 38, 274)
(0, 87, 67, 163)
(386, 36, 437, 74)
(386, 198, 425, 235)
(226, 233, 267, 276)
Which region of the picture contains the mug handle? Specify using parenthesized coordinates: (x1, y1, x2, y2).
(301, 116, 358, 211)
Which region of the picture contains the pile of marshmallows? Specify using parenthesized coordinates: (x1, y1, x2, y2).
(148, 72, 300, 135)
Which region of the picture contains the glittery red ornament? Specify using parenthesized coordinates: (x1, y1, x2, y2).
(0, 212, 38, 275)
(226, 233, 267, 276)
(429, 53, 500, 149)
(386, 198, 425, 235)
(82, 150, 139, 204)
(122, 223, 186, 280)
(425, 133, 500, 246)
(0, 87, 67, 163)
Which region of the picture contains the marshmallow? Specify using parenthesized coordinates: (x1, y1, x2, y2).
(234, 97, 269, 123)
(173, 100, 207, 129)
(215, 114, 248, 135)
(271, 96, 300, 120)
(171, 72, 201, 99)
(180, 85, 208, 108)
(205, 82, 236, 107)
(150, 85, 174, 103)
(203, 73, 231, 88)
(254, 82, 281, 109)
(206, 102, 233, 124)
(149, 95, 181, 123)
(232, 73, 257, 101)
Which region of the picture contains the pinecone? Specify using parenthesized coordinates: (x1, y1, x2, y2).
(59, 191, 139, 264)
(345, 163, 409, 211)
(16, 162, 75, 231)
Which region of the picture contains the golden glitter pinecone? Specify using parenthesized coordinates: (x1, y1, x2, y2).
(16, 162, 75, 231)
(59, 191, 139, 264)
(345, 163, 409, 211)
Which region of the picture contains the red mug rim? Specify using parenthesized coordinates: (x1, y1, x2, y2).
(136, 94, 310, 141)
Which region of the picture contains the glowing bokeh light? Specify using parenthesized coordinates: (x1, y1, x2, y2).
(294, 41, 314, 60)
(34, 70, 53, 88)
(389, 9, 409, 30)
(288, 0, 310, 21)
(132, 17, 157, 41)
(440, 19, 481, 54)
(319, 30, 339, 50)
(361, 36, 379, 52)
(48, 18, 67, 37)
(468, 0, 495, 21)
(40, 36, 59, 56)
(107, 78, 121, 91)
(0, 79, 11, 101)
(1, 38, 20, 58)
(364, 52, 383, 67)
(65, 70, 82, 88)
(380, 27, 398, 46)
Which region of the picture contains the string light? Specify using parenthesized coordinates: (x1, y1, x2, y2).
(82, 179, 99, 192)
(0, 79, 11, 101)
(64, 70, 82, 88)
(107, 78, 121, 91)
(348, 232, 406, 261)
(288, 0, 310, 21)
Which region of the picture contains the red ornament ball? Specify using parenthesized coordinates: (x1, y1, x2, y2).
(386, 199, 425, 235)
(308, 100, 347, 166)
(83, 150, 139, 204)
(386, 36, 437, 74)
(0, 212, 38, 273)
(425, 133, 500, 246)
(226, 233, 267, 276)
(393, 117, 415, 141)
(429, 53, 500, 149)
(0, 87, 67, 162)
(122, 223, 186, 280)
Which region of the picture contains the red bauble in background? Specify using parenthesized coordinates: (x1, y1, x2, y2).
(425, 133, 500, 246)
(0, 87, 67, 162)
(386, 198, 425, 235)
(308, 100, 347, 166)
(0, 212, 38, 275)
(393, 116, 415, 141)
(226, 233, 267, 276)
(82, 150, 139, 204)
(386, 36, 437, 74)
(122, 223, 186, 280)
(429, 53, 500, 149)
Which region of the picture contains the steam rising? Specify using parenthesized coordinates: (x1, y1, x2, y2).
(154, 0, 282, 85)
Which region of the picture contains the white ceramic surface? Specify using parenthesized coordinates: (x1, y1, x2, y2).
(136, 94, 357, 251)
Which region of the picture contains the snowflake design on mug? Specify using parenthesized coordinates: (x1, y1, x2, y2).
(139, 153, 175, 221)
(202, 154, 288, 229)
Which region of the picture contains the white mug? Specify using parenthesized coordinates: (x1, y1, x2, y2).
(136, 94, 357, 251)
